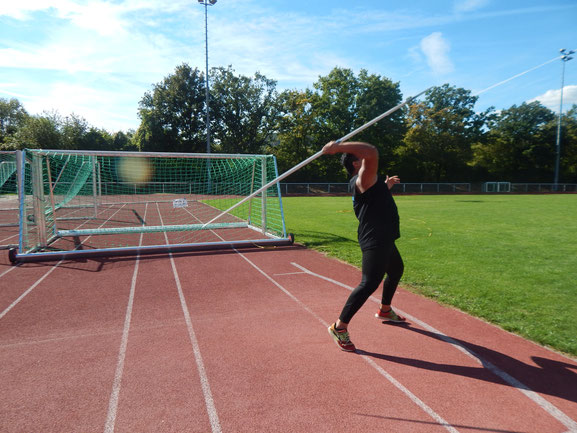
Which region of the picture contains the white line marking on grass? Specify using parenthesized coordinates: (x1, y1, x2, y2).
(158, 204, 222, 433)
(234, 252, 459, 433)
(291, 262, 577, 432)
(104, 204, 148, 433)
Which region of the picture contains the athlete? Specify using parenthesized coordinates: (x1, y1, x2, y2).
(322, 140, 406, 352)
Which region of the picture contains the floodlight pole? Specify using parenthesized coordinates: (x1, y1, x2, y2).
(198, 0, 217, 193)
(554, 48, 574, 190)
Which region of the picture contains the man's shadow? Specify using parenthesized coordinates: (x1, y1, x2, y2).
(357, 324, 577, 403)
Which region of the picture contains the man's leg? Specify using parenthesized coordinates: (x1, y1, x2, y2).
(338, 245, 391, 326)
(377, 243, 406, 322)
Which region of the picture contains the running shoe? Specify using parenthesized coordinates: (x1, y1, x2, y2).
(375, 308, 406, 323)
(328, 323, 356, 352)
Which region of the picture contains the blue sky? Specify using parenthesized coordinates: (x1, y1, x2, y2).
(1, 0, 576, 132)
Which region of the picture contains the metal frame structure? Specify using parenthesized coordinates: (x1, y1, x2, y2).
(10, 149, 292, 263)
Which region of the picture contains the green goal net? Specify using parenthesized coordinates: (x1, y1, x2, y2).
(1, 151, 19, 248)
(0, 152, 17, 189)
(14, 149, 291, 262)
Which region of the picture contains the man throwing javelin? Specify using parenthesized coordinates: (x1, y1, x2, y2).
(323, 140, 406, 352)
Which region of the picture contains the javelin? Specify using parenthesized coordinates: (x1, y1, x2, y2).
(474, 55, 562, 96)
(201, 86, 433, 229)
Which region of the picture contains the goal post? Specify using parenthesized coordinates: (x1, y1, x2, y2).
(483, 181, 511, 193)
(0, 151, 20, 248)
(12, 149, 292, 263)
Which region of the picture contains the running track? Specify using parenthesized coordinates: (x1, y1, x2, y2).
(1, 244, 576, 432)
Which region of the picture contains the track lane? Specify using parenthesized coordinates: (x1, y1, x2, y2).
(0, 256, 135, 432)
(2, 242, 576, 432)
(237, 246, 577, 433)
(170, 248, 459, 433)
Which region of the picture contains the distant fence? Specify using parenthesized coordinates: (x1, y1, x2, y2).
(279, 182, 577, 195)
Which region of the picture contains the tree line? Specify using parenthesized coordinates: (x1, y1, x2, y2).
(2, 64, 576, 183)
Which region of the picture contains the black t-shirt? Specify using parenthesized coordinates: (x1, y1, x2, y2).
(350, 175, 400, 250)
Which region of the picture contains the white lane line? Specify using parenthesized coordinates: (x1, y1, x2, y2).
(0, 204, 125, 320)
(182, 211, 458, 432)
(183, 210, 455, 432)
(157, 204, 222, 433)
(290, 262, 577, 433)
(0, 232, 18, 244)
(272, 271, 307, 276)
(0, 264, 61, 319)
(0, 263, 19, 279)
(104, 203, 148, 433)
(234, 251, 459, 433)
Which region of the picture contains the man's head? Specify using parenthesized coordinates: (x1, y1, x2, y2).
(341, 153, 360, 177)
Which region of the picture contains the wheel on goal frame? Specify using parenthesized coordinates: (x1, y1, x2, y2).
(8, 248, 18, 265)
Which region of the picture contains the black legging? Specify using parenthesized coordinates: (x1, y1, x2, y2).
(339, 242, 404, 324)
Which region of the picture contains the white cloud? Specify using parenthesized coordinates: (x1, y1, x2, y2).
(206, 9, 336, 88)
(420, 32, 454, 75)
(0, 85, 28, 99)
(0, 0, 57, 19)
(530, 85, 577, 113)
(407, 45, 423, 64)
(2, 0, 572, 132)
(453, 0, 491, 14)
(19, 79, 144, 132)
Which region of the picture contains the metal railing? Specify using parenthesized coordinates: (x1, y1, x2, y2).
(278, 182, 577, 195)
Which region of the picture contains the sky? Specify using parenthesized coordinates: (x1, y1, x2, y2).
(0, 0, 576, 133)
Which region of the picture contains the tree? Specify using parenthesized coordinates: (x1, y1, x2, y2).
(60, 114, 89, 150)
(0, 98, 29, 148)
(354, 70, 404, 174)
(398, 84, 491, 181)
(210, 66, 281, 154)
(83, 128, 114, 151)
(561, 105, 577, 182)
(113, 130, 137, 151)
(312, 68, 358, 140)
(269, 89, 317, 181)
(311, 68, 404, 180)
(135, 64, 206, 153)
(270, 67, 403, 181)
(5, 112, 61, 150)
(471, 102, 556, 182)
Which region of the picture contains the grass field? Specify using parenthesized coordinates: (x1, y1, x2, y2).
(282, 194, 577, 357)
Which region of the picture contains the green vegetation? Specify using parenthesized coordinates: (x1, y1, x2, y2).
(2, 65, 577, 184)
(283, 195, 577, 357)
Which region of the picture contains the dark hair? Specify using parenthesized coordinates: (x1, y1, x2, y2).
(341, 153, 358, 177)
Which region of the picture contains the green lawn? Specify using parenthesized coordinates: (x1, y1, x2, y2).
(282, 194, 577, 357)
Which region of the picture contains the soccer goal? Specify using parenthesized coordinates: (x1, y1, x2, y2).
(11, 149, 292, 263)
(0, 151, 20, 249)
(483, 182, 511, 193)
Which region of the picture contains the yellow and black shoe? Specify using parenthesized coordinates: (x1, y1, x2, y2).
(328, 323, 356, 352)
(375, 308, 406, 323)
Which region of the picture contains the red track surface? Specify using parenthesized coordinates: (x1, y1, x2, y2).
(1, 245, 576, 432)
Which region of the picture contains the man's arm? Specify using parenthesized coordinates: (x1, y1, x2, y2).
(322, 141, 378, 193)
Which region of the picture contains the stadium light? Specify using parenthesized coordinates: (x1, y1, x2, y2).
(198, 0, 217, 154)
(554, 48, 574, 189)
